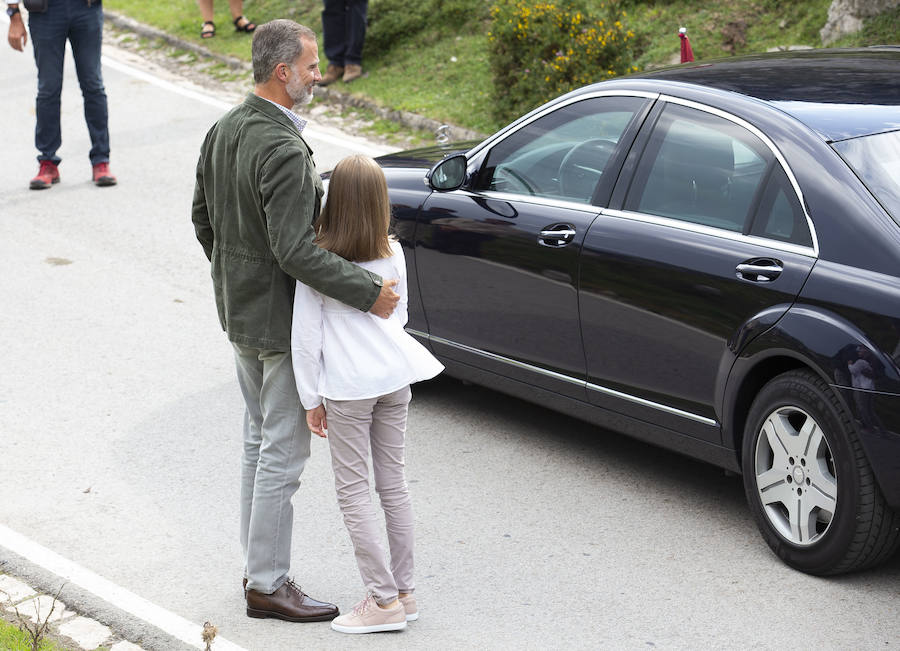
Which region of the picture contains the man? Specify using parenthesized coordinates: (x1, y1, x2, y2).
(192, 19, 400, 622)
(319, 0, 367, 85)
(6, 0, 116, 189)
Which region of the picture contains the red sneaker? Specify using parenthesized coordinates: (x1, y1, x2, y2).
(30, 160, 60, 190)
(92, 162, 117, 187)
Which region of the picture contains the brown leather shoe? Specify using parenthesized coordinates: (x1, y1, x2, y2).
(319, 64, 344, 86)
(342, 63, 363, 83)
(246, 580, 339, 622)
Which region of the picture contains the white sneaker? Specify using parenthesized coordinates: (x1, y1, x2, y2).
(399, 594, 418, 621)
(331, 594, 407, 634)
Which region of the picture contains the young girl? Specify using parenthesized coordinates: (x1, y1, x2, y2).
(290, 154, 443, 634)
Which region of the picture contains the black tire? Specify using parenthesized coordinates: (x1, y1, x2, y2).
(742, 369, 900, 575)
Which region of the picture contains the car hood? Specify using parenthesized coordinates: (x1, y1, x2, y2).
(375, 141, 480, 170)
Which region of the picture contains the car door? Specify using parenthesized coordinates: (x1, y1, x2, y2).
(579, 99, 817, 441)
(414, 94, 653, 398)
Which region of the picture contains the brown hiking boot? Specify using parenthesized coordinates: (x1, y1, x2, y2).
(342, 64, 363, 83)
(319, 64, 344, 86)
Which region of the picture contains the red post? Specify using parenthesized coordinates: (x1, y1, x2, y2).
(679, 27, 694, 63)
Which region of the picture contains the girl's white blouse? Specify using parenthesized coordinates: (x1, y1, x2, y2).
(291, 240, 444, 409)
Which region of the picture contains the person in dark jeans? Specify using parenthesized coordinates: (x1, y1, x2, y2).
(6, 0, 116, 189)
(319, 0, 367, 86)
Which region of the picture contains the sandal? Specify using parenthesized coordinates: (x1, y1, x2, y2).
(233, 15, 256, 33)
(200, 20, 215, 39)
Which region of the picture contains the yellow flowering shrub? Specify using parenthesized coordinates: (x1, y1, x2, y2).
(488, 1, 639, 122)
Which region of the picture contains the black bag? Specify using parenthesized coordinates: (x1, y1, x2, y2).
(23, 0, 49, 12)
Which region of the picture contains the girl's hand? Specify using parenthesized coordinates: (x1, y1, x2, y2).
(306, 404, 328, 438)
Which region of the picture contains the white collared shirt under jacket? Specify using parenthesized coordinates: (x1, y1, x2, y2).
(291, 240, 444, 410)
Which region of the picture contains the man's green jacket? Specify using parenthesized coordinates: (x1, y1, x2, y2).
(192, 93, 382, 351)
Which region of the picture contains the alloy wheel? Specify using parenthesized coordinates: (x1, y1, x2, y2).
(753, 406, 837, 546)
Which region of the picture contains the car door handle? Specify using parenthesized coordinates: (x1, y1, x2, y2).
(736, 260, 783, 282)
(538, 224, 576, 247)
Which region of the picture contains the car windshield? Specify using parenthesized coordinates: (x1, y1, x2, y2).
(832, 130, 900, 222)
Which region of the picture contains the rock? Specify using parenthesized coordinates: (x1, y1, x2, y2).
(820, 0, 900, 44)
(766, 45, 814, 52)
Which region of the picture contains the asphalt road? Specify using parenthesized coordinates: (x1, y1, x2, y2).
(1, 27, 899, 651)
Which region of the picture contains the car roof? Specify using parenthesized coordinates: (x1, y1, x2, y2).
(626, 48, 900, 142)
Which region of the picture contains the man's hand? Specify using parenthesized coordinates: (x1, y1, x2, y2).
(8, 12, 27, 52)
(369, 279, 399, 319)
(306, 404, 327, 438)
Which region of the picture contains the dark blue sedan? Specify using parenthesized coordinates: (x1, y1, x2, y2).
(361, 47, 900, 575)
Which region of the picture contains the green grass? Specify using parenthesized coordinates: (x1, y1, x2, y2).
(0, 616, 112, 651)
(105, 0, 898, 135)
(106, 0, 257, 59)
(0, 616, 63, 651)
(337, 31, 497, 134)
(624, 0, 834, 67)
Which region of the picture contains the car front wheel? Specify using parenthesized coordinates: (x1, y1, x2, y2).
(742, 370, 900, 575)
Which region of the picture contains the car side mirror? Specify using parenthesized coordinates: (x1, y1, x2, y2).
(427, 154, 468, 191)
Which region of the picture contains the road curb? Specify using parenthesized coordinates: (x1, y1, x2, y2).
(103, 10, 486, 144)
(104, 10, 247, 71)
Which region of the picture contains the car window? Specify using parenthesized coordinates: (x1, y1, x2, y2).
(833, 130, 900, 223)
(626, 103, 772, 233)
(476, 96, 646, 204)
(749, 165, 813, 247)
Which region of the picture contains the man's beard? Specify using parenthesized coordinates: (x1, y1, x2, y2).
(286, 73, 312, 110)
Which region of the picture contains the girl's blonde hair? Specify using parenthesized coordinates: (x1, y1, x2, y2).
(315, 154, 394, 262)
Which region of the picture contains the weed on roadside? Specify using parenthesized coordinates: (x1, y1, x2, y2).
(12, 584, 65, 651)
(0, 573, 70, 651)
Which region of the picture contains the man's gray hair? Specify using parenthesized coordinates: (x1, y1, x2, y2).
(252, 20, 316, 84)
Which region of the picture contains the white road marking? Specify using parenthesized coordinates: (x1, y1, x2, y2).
(99, 55, 391, 158)
(0, 524, 247, 651)
(101, 54, 234, 112)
